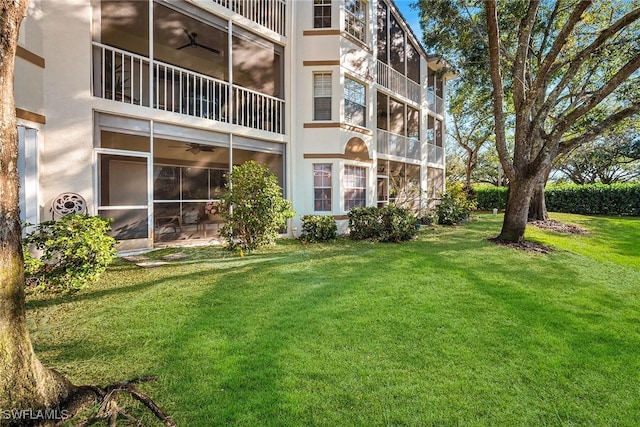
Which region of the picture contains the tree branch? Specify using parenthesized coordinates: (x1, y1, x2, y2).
(559, 102, 640, 155)
(539, 7, 640, 125)
(485, 0, 515, 181)
(552, 53, 640, 140)
(513, 1, 540, 110)
(529, 1, 592, 103)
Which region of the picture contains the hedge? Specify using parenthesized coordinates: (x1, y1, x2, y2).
(475, 186, 507, 211)
(475, 183, 640, 216)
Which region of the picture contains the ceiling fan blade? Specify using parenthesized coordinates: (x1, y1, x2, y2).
(182, 28, 195, 41)
(197, 43, 221, 54)
(177, 42, 192, 50)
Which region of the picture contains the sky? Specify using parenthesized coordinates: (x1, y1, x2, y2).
(394, 0, 424, 42)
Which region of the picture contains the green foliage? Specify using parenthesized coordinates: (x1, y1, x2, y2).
(545, 183, 640, 216)
(435, 183, 477, 225)
(556, 130, 640, 184)
(300, 215, 338, 243)
(474, 183, 640, 216)
(348, 206, 417, 242)
(379, 205, 419, 242)
(475, 186, 508, 210)
(348, 207, 383, 240)
(219, 161, 294, 252)
(23, 214, 116, 292)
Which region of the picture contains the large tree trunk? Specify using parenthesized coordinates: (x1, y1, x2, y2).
(528, 164, 553, 221)
(496, 178, 537, 242)
(0, 2, 78, 423)
(528, 182, 549, 221)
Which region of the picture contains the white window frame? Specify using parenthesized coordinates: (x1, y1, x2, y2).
(313, 163, 332, 212)
(344, 165, 366, 210)
(313, 72, 332, 121)
(344, 76, 366, 127)
(345, 0, 367, 43)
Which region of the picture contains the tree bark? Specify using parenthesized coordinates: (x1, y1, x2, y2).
(528, 163, 554, 221)
(0, 1, 77, 423)
(496, 178, 537, 242)
(528, 182, 549, 222)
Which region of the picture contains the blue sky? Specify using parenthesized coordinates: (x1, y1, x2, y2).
(394, 0, 423, 41)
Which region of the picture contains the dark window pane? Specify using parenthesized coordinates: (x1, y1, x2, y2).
(314, 97, 332, 120)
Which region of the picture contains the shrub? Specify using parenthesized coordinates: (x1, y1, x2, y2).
(379, 205, 418, 242)
(348, 207, 383, 240)
(348, 206, 417, 242)
(219, 161, 294, 252)
(23, 214, 116, 292)
(300, 215, 337, 243)
(435, 192, 477, 225)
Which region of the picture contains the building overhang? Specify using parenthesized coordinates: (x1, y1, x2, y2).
(427, 56, 458, 80)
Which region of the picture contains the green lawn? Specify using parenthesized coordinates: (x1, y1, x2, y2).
(27, 213, 640, 426)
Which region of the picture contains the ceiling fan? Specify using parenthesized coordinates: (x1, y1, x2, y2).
(170, 142, 216, 154)
(177, 28, 220, 54)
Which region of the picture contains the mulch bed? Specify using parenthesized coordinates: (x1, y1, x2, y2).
(489, 219, 588, 253)
(489, 237, 553, 253)
(528, 219, 589, 234)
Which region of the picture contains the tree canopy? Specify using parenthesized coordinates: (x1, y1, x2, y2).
(417, 0, 640, 242)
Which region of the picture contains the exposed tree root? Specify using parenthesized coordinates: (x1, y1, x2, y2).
(57, 376, 175, 427)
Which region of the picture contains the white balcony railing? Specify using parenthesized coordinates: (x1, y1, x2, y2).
(377, 129, 420, 160)
(232, 85, 284, 134)
(213, 0, 287, 36)
(376, 61, 420, 104)
(154, 62, 229, 122)
(93, 43, 284, 134)
(94, 44, 150, 106)
(427, 90, 444, 115)
(427, 143, 444, 165)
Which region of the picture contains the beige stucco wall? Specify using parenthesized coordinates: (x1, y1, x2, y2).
(39, 0, 95, 217)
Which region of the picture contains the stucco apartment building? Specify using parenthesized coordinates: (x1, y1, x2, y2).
(15, 0, 452, 251)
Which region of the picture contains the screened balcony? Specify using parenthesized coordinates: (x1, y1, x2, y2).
(377, 129, 420, 160)
(93, 43, 284, 134)
(426, 143, 444, 165)
(376, 61, 420, 104)
(427, 90, 444, 115)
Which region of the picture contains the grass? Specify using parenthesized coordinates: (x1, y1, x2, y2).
(27, 213, 640, 426)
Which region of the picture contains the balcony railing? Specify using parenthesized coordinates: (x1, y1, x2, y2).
(377, 129, 420, 160)
(154, 62, 229, 122)
(93, 42, 284, 134)
(376, 61, 420, 104)
(427, 143, 444, 165)
(213, 0, 287, 36)
(427, 90, 444, 115)
(94, 45, 150, 106)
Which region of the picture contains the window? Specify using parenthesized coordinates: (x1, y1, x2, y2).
(345, 0, 366, 43)
(314, 0, 332, 28)
(345, 77, 366, 127)
(313, 72, 332, 120)
(313, 164, 332, 211)
(376, 0, 388, 63)
(344, 165, 366, 210)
